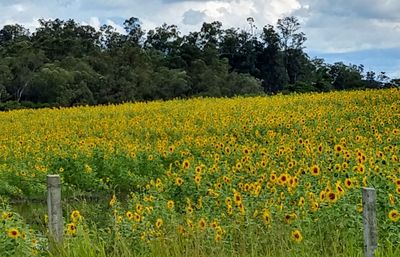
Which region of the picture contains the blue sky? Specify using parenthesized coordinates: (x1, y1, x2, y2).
(1, 0, 399, 78)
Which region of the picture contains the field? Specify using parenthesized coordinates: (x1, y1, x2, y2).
(0, 89, 400, 257)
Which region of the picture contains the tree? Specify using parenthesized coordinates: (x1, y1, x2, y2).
(390, 78, 400, 87)
(124, 17, 144, 45)
(99, 25, 125, 51)
(363, 71, 381, 88)
(0, 24, 29, 46)
(377, 72, 390, 87)
(219, 27, 260, 75)
(32, 19, 100, 60)
(309, 58, 333, 91)
(0, 63, 12, 102)
(145, 23, 180, 54)
(329, 62, 363, 90)
(276, 16, 307, 84)
(29, 64, 74, 104)
(151, 68, 190, 99)
(258, 25, 288, 92)
(4, 43, 47, 102)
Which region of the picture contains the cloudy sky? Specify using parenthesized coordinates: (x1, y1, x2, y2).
(1, 0, 399, 77)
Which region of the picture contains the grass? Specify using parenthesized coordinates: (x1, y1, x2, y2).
(46, 218, 385, 257)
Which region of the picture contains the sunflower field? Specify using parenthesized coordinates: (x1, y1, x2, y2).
(0, 88, 399, 256)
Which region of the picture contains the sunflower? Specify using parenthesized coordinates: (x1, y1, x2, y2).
(186, 206, 194, 215)
(336, 184, 345, 196)
(334, 144, 343, 153)
(310, 165, 320, 176)
(155, 178, 162, 187)
(133, 212, 141, 222)
(167, 200, 175, 209)
(289, 177, 298, 188)
(270, 172, 277, 182)
(388, 210, 400, 222)
(280, 191, 286, 200)
(70, 210, 81, 222)
(66, 223, 77, 236)
(215, 233, 222, 242)
(319, 191, 326, 202)
(278, 173, 289, 185)
(291, 229, 303, 243)
(363, 176, 368, 187)
(182, 160, 190, 169)
(155, 218, 163, 229)
(186, 219, 194, 229)
(262, 210, 271, 225)
(1, 211, 12, 220)
(233, 191, 242, 204)
(344, 178, 353, 189)
(194, 175, 202, 185)
(175, 177, 184, 186)
(227, 205, 233, 215)
(356, 165, 365, 174)
(389, 194, 395, 206)
(238, 202, 246, 215)
(136, 204, 144, 214)
(210, 220, 218, 229)
(198, 218, 207, 230)
(284, 213, 297, 224)
(310, 201, 319, 212)
(109, 194, 117, 207)
(298, 197, 305, 207)
(223, 176, 231, 184)
(195, 166, 202, 173)
(177, 225, 186, 235)
(126, 211, 134, 220)
(196, 197, 203, 209)
(7, 228, 20, 239)
(261, 160, 267, 168)
(327, 191, 337, 203)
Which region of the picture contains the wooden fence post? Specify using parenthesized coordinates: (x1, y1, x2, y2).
(47, 175, 63, 246)
(362, 187, 377, 257)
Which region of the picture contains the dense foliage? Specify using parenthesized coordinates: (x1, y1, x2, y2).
(0, 89, 399, 256)
(0, 17, 397, 110)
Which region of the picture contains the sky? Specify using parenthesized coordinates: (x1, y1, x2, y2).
(0, 0, 399, 78)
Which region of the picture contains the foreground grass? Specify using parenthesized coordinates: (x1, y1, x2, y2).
(49, 223, 399, 257)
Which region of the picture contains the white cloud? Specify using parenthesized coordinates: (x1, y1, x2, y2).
(82, 17, 101, 29)
(297, 0, 400, 52)
(105, 19, 125, 34)
(182, 9, 207, 25)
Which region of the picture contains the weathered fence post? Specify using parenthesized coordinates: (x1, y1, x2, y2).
(362, 187, 377, 257)
(47, 175, 63, 246)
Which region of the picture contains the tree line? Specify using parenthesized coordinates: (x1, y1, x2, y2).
(0, 16, 398, 110)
